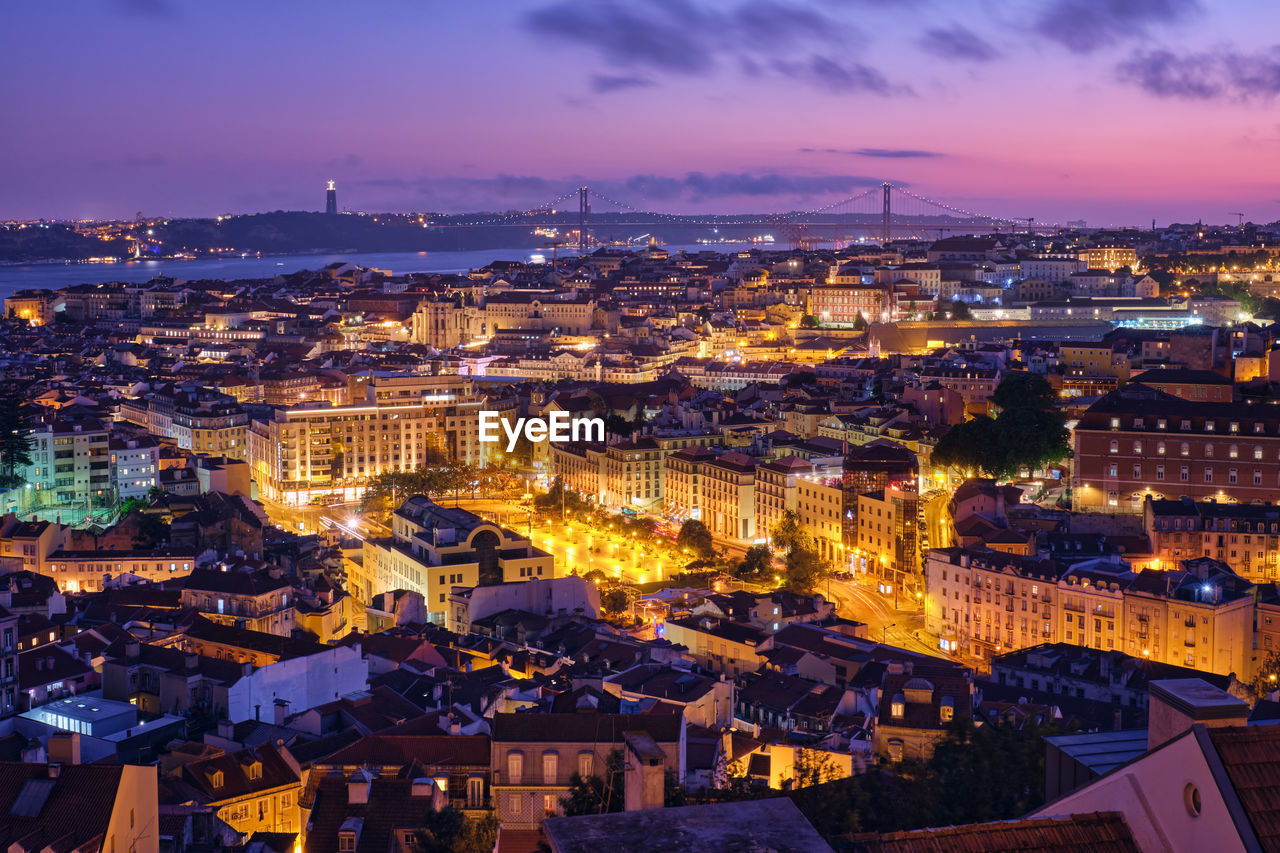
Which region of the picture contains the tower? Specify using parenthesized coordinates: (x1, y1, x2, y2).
(881, 181, 892, 245)
(325, 180, 337, 215)
(578, 185, 590, 253)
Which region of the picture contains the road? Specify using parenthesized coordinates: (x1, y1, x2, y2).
(921, 490, 953, 553)
(825, 576, 946, 659)
(260, 493, 962, 662)
(454, 498, 686, 585)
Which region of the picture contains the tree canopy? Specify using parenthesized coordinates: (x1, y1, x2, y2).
(0, 385, 35, 489)
(412, 807, 498, 853)
(677, 519, 716, 560)
(735, 544, 774, 581)
(771, 510, 828, 592)
(786, 717, 1058, 840)
(931, 372, 1068, 479)
(990, 372, 1057, 412)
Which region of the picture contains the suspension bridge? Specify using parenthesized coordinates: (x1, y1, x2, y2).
(425, 182, 1047, 250)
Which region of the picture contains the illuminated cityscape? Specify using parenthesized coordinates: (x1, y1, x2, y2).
(4, 2, 1280, 852)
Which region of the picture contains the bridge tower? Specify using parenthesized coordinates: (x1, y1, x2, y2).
(578, 186, 590, 253)
(881, 182, 891, 244)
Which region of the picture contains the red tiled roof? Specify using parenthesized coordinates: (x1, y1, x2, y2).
(1208, 726, 1280, 850)
(858, 811, 1138, 852)
(317, 734, 490, 769)
(0, 763, 125, 851)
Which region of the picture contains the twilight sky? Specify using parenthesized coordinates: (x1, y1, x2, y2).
(4, 0, 1280, 225)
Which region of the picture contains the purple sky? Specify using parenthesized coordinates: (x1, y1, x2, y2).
(4, 0, 1280, 225)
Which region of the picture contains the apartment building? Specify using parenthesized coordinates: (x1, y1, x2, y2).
(855, 489, 917, 594)
(755, 456, 809, 546)
(490, 713, 682, 830)
(1144, 497, 1280, 581)
(664, 446, 718, 524)
(548, 442, 606, 501)
(45, 548, 198, 592)
(925, 547, 1255, 675)
(703, 452, 757, 542)
(0, 516, 61, 576)
(247, 394, 502, 506)
(121, 388, 249, 460)
(1073, 385, 1280, 512)
(795, 467, 844, 564)
(24, 417, 110, 509)
(842, 441, 918, 570)
(181, 744, 303, 837)
(359, 496, 556, 622)
(914, 366, 1002, 407)
(807, 284, 892, 325)
(664, 615, 768, 677)
(180, 567, 296, 637)
(110, 435, 159, 500)
(602, 437, 664, 509)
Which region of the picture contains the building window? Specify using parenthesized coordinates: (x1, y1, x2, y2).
(542, 751, 558, 785)
(507, 751, 523, 785)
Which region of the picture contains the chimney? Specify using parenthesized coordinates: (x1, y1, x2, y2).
(274, 698, 289, 726)
(216, 719, 234, 740)
(623, 731, 666, 812)
(185, 653, 198, 671)
(47, 763, 61, 779)
(125, 640, 141, 660)
(1148, 678, 1248, 750)
(48, 732, 81, 766)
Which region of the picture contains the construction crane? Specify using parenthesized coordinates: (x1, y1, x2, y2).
(1229, 212, 1245, 226)
(543, 239, 570, 266)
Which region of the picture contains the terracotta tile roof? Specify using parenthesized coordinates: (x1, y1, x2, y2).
(491, 712, 681, 745)
(0, 763, 125, 852)
(180, 743, 300, 803)
(306, 775, 444, 853)
(1207, 726, 1280, 850)
(495, 828, 545, 853)
(856, 811, 1139, 852)
(317, 734, 490, 770)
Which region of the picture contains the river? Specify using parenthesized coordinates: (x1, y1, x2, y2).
(0, 242, 743, 299)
